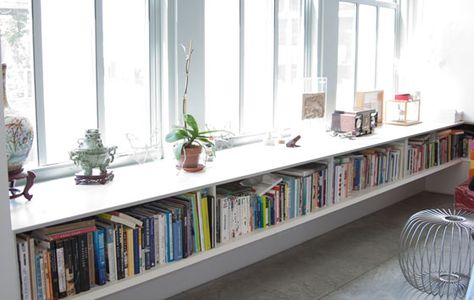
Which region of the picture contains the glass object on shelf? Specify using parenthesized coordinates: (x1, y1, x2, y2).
(126, 129, 162, 164)
(385, 93, 421, 126)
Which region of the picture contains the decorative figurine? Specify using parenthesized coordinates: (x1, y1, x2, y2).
(2, 63, 36, 200)
(69, 129, 117, 185)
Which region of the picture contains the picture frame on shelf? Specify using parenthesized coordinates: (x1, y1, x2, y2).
(355, 90, 384, 125)
(302, 92, 326, 120)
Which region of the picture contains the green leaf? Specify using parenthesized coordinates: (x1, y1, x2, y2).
(173, 142, 185, 160)
(184, 114, 199, 137)
(165, 128, 191, 143)
(199, 130, 234, 137)
(196, 137, 212, 144)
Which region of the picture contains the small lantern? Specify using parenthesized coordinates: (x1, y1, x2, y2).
(385, 93, 421, 126)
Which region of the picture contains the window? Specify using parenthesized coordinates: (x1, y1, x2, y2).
(0, 0, 36, 166)
(0, 0, 160, 170)
(205, 0, 318, 135)
(336, 0, 398, 111)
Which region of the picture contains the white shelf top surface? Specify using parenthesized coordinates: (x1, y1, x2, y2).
(9, 121, 462, 233)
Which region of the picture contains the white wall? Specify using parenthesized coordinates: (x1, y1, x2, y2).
(400, 0, 474, 123)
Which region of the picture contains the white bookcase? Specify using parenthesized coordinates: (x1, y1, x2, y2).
(3, 119, 468, 300)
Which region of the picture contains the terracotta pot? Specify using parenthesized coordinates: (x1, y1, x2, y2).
(179, 144, 202, 169)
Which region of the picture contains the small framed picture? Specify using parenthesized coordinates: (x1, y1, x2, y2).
(302, 92, 325, 119)
(355, 90, 384, 124)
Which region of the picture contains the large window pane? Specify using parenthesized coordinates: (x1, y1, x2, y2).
(337, 2, 356, 110)
(276, 0, 304, 130)
(205, 0, 240, 133)
(356, 5, 376, 91)
(41, 0, 96, 165)
(242, 0, 274, 133)
(103, 0, 150, 153)
(0, 0, 37, 167)
(377, 7, 395, 98)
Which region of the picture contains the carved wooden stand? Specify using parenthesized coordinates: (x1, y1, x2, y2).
(9, 169, 36, 200)
(74, 171, 114, 185)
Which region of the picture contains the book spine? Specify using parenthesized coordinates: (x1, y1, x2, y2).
(35, 254, 43, 300)
(71, 236, 81, 294)
(17, 239, 32, 300)
(115, 225, 124, 280)
(196, 194, 205, 252)
(126, 228, 134, 277)
(172, 221, 181, 260)
(64, 239, 75, 297)
(190, 198, 200, 253)
(47, 226, 97, 241)
(143, 217, 151, 270)
(43, 249, 53, 300)
(86, 232, 95, 288)
(104, 226, 117, 282)
(158, 215, 166, 265)
(78, 234, 90, 292)
(149, 216, 156, 268)
(122, 227, 128, 278)
(133, 228, 140, 275)
(55, 240, 66, 299)
(167, 213, 173, 262)
(93, 229, 107, 286)
(153, 215, 160, 264)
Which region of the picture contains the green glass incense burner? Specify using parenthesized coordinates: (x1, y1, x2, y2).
(69, 129, 117, 184)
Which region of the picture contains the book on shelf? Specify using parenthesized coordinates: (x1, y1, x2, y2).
(97, 213, 139, 229)
(93, 228, 107, 286)
(240, 174, 283, 196)
(33, 219, 97, 241)
(16, 236, 32, 300)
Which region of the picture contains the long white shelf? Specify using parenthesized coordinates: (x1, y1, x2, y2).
(71, 158, 462, 299)
(9, 121, 463, 233)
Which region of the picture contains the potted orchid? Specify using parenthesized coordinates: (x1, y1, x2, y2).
(165, 42, 226, 171)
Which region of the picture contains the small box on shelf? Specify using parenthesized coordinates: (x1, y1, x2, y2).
(385, 93, 421, 126)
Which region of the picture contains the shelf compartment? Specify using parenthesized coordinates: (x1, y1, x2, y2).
(69, 158, 462, 299)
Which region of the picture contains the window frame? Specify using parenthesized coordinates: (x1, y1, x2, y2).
(337, 0, 399, 106)
(25, 0, 163, 180)
(205, 0, 321, 137)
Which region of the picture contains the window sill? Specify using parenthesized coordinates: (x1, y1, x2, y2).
(10, 120, 463, 234)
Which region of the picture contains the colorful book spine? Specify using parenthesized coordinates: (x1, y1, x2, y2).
(17, 238, 32, 300)
(93, 228, 107, 286)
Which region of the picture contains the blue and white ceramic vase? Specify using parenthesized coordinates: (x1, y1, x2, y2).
(2, 63, 34, 175)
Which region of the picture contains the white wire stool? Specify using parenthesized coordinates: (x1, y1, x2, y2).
(399, 209, 474, 298)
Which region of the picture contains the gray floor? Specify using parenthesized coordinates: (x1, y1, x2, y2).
(170, 192, 456, 300)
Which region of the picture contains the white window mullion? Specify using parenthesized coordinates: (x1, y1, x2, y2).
(272, 0, 279, 129)
(239, 0, 245, 133)
(303, 0, 313, 77)
(353, 3, 359, 99)
(374, 6, 379, 88)
(95, 0, 106, 139)
(31, 0, 47, 165)
(149, 0, 162, 155)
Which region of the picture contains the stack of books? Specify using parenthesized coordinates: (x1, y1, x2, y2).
(16, 190, 217, 299)
(216, 162, 328, 244)
(333, 144, 404, 203)
(407, 129, 466, 175)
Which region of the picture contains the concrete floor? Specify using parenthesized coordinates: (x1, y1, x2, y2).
(170, 191, 458, 300)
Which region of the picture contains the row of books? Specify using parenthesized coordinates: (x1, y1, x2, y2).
(217, 163, 328, 244)
(407, 129, 468, 175)
(17, 191, 216, 300)
(333, 144, 404, 202)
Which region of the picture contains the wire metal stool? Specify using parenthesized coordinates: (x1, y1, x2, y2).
(399, 209, 474, 298)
